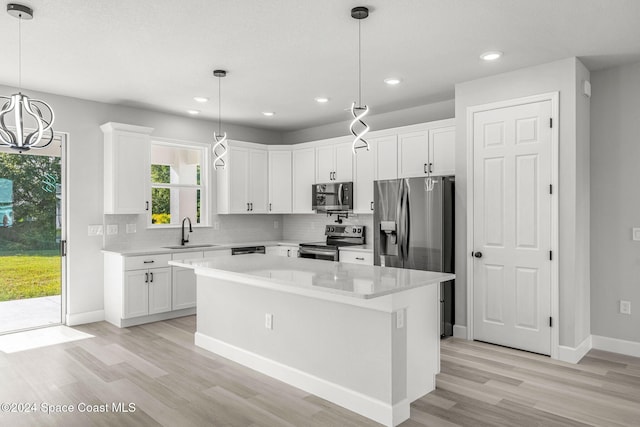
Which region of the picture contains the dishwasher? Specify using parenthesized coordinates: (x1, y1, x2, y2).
(231, 245, 266, 255)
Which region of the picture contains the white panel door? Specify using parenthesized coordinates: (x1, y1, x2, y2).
(334, 143, 353, 182)
(292, 148, 315, 213)
(268, 151, 292, 213)
(375, 135, 398, 181)
(249, 149, 269, 213)
(398, 131, 429, 178)
(229, 147, 250, 213)
(354, 141, 374, 213)
(316, 145, 334, 183)
(473, 100, 552, 355)
(148, 267, 172, 315)
(429, 126, 455, 176)
(123, 270, 149, 318)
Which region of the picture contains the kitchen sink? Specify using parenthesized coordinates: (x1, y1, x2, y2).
(162, 244, 219, 250)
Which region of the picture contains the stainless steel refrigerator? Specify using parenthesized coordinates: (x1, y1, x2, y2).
(374, 176, 455, 336)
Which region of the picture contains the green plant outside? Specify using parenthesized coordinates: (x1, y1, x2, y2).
(0, 252, 61, 302)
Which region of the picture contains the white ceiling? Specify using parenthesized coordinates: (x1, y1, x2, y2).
(1, 0, 639, 132)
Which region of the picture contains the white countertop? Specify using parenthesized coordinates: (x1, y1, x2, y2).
(102, 240, 302, 256)
(170, 254, 453, 300)
(338, 244, 373, 253)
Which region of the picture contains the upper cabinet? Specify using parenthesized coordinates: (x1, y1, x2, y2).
(316, 140, 353, 183)
(398, 119, 455, 178)
(101, 122, 154, 214)
(292, 147, 315, 213)
(217, 142, 268, 214)
(353, 135, 398, 214)
(268, 150, 292, 213)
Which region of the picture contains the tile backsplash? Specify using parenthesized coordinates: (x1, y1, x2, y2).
(282, 213, 373, 244)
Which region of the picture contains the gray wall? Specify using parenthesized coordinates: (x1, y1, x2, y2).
(454, 58, 591, 348)
(590, 61, 640, 343)
(0, 84, 283, 322)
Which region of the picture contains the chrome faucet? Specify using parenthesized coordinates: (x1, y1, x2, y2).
(181, 217, 193, 245)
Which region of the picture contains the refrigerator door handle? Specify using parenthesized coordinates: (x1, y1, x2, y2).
(403, 181, 411, 259)
(396, 180, 405, 260)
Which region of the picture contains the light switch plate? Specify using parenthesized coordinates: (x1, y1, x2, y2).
(214, 221, 220, 230)
(106, 224, 119, 235)
(126, 223, 136, 234)
(88, 225, 103, 236)
(633, 228, 640, 241)
(620, 300, 631, 315)
(265, 313, 273, 330)
(396, 309, 405, 329)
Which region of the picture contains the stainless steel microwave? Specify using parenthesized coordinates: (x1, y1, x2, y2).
(312, 182, 353, 212)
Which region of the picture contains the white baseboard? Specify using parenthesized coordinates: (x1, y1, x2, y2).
(592, 335, 640, 358)
(66, 309, 105, 326)
(453, 325, 468, 339)
(195, 332, 408, 427)
(558, 335, 592, 364)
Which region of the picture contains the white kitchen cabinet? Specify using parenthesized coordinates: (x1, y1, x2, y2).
(268, 150, 292, 213)
(101, 122, 154, 214)
(105, 252, 195, 328)
(217, 142, 269, 214)
(375, 135, 398, 181)
(354, 142, 375, 214)
(398, 120, 455, 178)
(171, 250, 203, 311)
(339, 249, 373, 265)
(315, 140, 353, 183)
(266, 245, 299, 257)
(292, 147, 315, 213)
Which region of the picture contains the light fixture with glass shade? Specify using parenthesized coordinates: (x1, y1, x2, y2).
(349, 6, 370, 154)
(212, 69, 228, 170)
(0, 3, 55, 153)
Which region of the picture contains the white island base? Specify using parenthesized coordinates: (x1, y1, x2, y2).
(172, 255, 453, 426)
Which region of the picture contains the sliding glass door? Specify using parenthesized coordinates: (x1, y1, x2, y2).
(0, 135, 65, 334)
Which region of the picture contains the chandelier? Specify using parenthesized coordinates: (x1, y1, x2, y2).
(349, 6, 370, 154)
(212, 69, 228, 170)
(0, 3, 55, 153)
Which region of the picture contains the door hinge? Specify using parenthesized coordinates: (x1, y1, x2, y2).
(60, 240, 67, 257)
(549, 184, 553, 194)
(549, 250, 553, 261)
(549, 317, 553, 327)
(549, 118, 553, 128)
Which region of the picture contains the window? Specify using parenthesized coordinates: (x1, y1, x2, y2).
(149, 141, 208, 227)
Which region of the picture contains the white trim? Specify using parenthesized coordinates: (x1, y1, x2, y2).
(453, 324, 468, 339)
(558, 335, 592, 364)
(465, 92, 560, 358)
(592, 335, 640, 358)
(66, 309, 105, 326)
(195, 332, 409, 427)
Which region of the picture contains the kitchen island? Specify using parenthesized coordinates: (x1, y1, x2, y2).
(169, 254, 454, 427)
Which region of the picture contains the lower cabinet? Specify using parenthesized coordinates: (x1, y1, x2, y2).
(339, 249, 373, 265)
(266, 245, 299, 257)
(124, 267, 172, 318)
(171, 249, 231, 311)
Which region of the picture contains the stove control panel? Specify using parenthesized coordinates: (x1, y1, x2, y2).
(325, 225, 365, 237)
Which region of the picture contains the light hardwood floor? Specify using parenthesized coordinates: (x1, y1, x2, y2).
(0, 316, 638, 426)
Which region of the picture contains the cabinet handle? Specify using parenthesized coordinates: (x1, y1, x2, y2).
(150, 272, 154, 282)
(424, 163, 427, 174)
(143, 260, 154, 264)
(269, 203, 272, 211)
(250, 202, 253, 211)
(287, 249, 291, 257)
(370, 201, 374, 211)
(429, 163, 433, 173)
(247, 203, 250, 211)
(145, 201, 149, 211)
(145, 272, 149, 283)
(355, 257, 365, 261)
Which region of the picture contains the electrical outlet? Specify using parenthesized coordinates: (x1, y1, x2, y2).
(396, 309, 405, 329)
(106, 224, 119, 235)
(126, 223, 136, 234)
(274, 221, 279, 229)
(620, 300, 631, 315)
(214, 221, 220, 230)
(265, 313, 273, 330)
(88, 225, 103, 236)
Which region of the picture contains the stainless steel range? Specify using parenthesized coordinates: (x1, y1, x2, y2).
(299, 225, 365, 261)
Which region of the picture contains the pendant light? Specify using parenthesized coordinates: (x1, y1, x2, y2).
(212, 69, 228, 170)
(349, 6, 370, 154)
(0, 3, 55, 153)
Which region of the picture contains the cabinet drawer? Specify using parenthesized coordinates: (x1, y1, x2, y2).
(339, 250, 373, 265)
(124, 254, 172, 270)
(171, 251, 203, 261)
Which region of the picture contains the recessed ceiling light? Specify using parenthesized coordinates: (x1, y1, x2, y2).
(262, 112, 275, 117)
(193, 96, 209, 103)
(384, 77, 401, 85)
(187, 110, 200, 115)
(480, 51, 503, 61)
(315, 97, 329, 103)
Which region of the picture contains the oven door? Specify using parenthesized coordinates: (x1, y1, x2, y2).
(298, 246, 338, 261)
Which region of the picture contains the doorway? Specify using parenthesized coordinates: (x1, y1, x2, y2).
(467, 93, 559, 357)
(0, 135, 66, 334)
